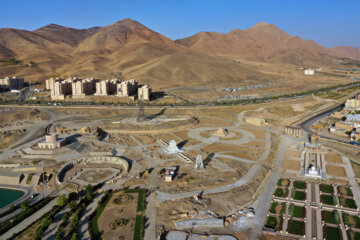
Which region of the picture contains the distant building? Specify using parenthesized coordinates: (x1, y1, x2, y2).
(38, 134, 65, 149)
(138, 85, 152, 101)
(0, 76, 24, 90)
(304, 69, 315, 75)
(95, 80, 110, 96)
(71, 78, 94, 98)
(50, 81, 72, 100)
(45, 78, 63, 90)
(284, 125, 302, 137)
(345, 95, 360, 110)
(117, 79, 138, 97)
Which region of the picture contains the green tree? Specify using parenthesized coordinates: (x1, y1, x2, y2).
(69, 201, 77, 212)
(20, 202, 28, 210)
(56, 195, 68, 207)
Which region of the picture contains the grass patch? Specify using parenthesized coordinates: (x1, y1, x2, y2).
(338, 186, 353, 197)
(134, 215, 144, 240)
(291, 206, 305, 219)
(292, 190, 306, 201)
(324, 226, 341, 240)
(320, 184, 333, 194)
(348, 230, 360, 240)
(343, 213, 360, 228)
(269, 202, 286, 215)
(323, 210, 340, 225)
(274, 188, 289, 198)
(124, 189, 146, 212)
(321, 194, 335, 205)
(287, 219, 305, 236)
(293, 181, 306, 190)
(277, 179, 289, 187)
(341, 197, 357, 209)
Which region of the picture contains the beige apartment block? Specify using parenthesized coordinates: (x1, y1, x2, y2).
(50, 81, 72, 100)
(116, 79, 138, 97)
(72, 79, 94, 98)
(45, 77, 63, 90)
(95, 80, 110, 96)
(138, 85, 152, 101)
(0, 76, 24, 90)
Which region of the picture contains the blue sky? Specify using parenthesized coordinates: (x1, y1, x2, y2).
(0, 0, 359, 48)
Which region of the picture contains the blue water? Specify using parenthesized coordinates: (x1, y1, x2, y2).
(0, 188, 25, 208)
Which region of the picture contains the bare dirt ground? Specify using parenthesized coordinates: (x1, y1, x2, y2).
(325, 153, 343, 164)
(326, 165, 347, 177)
(282, 159, 301, 171)
(285, 149, 301, 159)
(98, 192, 138, 240)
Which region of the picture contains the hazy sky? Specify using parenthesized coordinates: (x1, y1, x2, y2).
(1, 0, 359, 48)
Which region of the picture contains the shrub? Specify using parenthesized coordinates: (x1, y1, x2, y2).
(56, 195, 68, 207)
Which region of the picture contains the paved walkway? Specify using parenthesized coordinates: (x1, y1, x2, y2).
(77, 192, 103, 240)
(0, 197, 58, 239)
(42, 206, 70, 240)
(249, 136, 290, 240)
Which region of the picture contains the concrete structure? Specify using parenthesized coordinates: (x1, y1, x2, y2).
(38, 134, 65, 149)
(164, 140, 183, 154)
(164, 166, 178, 182)
(95, 80, 110, 96)
(335, 121, 355, 132)
(195, 154, 204, 170)
(116, 79, 138, 97)
(213, 128, 229, 137)
(71, 78, 94, 98)
(138, 85, 152, 101)
(50, 80, 72, 100)
(0, 77, 24, 90)
(244, 117, 266, 126)
(304, 69, 315, 75)
(45, 78, 63, 90)
(345, 95, 360, 110)
(284, 125, 302, 137)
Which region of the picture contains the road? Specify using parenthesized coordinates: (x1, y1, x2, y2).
(249, 136, 291, 240)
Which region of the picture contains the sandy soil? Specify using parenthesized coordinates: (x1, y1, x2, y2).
(325, 153, 343, 164)
(282, 159, 301, 171)
(326, 165, 347, 177)
(285, 149, 301, 159)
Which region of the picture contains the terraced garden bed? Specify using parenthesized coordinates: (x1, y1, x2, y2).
(289, 205, 305, 219)
(321, 194, 336, 205)
(340, 197, 357, 209)
(274, 187, 289, 198)
(269, 201, 286, 215)
(293, 181, 306, 190)
(264, 216, 283, 231)
(287, 219, 305, 236)
(320, 184, 334, 194)
(338, 186, 353, 197)
(292, 190, 306, 201)
(343, 213, 360, 229)
(347, 230, 360, 240)
(323, 226, 341, 240)
(277, 179, 290, 187)
(322, 210, 340, 225)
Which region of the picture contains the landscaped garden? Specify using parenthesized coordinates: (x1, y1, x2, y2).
(274, 187, 289, 198)
(292, 190, 306, 201)
(277, 178, 290, 187)
(264, 216, 282, 231)
(323, 226, 341, 240)
(269, 201, 286, 215)
(320, 184, 334, 194)
(287, 219, 305, 236)
(321, 194, 336, 205)
(293, 181, 306, 190)
(340, 197, 357, 209)
(348, 230, 360, 240)
(337, 186, 353, 197)
(322, 210, 340, 225)
(343, 213, 360, 229)
(288, 205, 305, 219)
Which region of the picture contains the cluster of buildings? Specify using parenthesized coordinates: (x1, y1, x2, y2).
(46, 77, 151, 101)
(304, 69, 315, 75)
(0, 76, 24, 90)
(330, 94, 360, 141)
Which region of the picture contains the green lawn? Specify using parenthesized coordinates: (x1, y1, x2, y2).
(324, 226, 341, 240)
(343, 213, 360, 228)
(341, 197, 357, 209)
(269, 202, 286, 215)
(348, 230, 360, 240)
(265, 216, 278, 229)
(292, 190, 306, 201)
(291, 206, 305, 218)
(274, 188, 289, 198)
(277, 179, 290, 187)
(321, 194, 335, 205)
(320, 184, 333, 194)
(287, 219, 305, 236)
(293, 181, 306, 190)
(323, 210, 340, 225)
(338, 186, 353, 197)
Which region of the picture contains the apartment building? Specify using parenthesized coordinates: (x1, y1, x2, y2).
(95, 80, 110, 96)
(116, 79, 138, 97)
(50, 81, 72, 100)
(71, 78, 94, 98)
(45, 78, 63, 90)
(138, 85, 152, 101)
(345, 95, 360, 110)
(0, 77, 24, 90)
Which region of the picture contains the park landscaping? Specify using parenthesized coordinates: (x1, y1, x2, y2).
(288, 205, 305, 219)
(322, 210, 340, 225)
(274, 187, 289, 198)
(292, 190, 306, 201)
(321, 194, 336, 205)
(269, 201, 286, 215)
(277, 179, 290, 187)
(348, 230, 360, 240)
(323, 226, 341, 240)
(320, 184, 334, 194)
(264, 216, 283, 231)
(340, 197, 357, 209)
(293, 181, 306, 190)
(343, 213, 360, 229)
(287, 219, 305, 236)
(338, 186, 353, 197)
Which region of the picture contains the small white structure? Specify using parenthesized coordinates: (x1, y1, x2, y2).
(195, 154, 204, 170)
(165, 140, 183, 154)
(304, 69, 315, 75)
(38, 134, 65, 149)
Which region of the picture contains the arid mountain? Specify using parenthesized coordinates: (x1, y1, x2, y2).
(0, 19, 359, 89)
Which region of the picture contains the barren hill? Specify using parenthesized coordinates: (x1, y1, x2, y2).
(0, 19, 359, 89)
